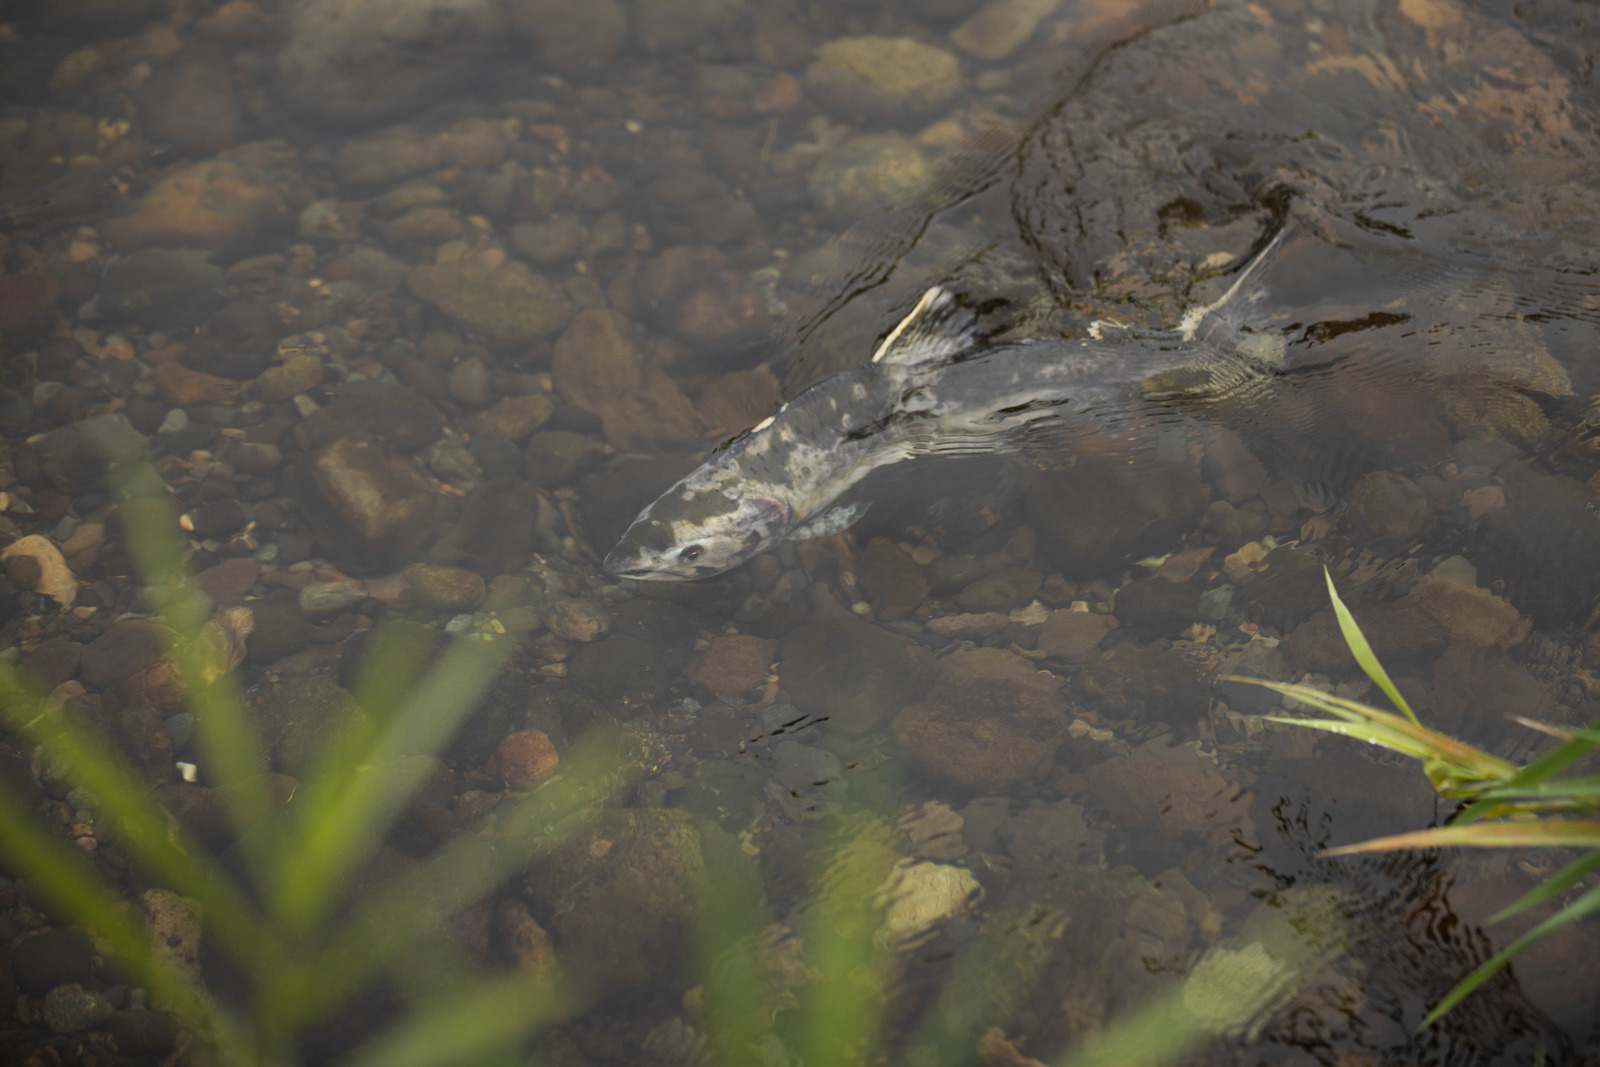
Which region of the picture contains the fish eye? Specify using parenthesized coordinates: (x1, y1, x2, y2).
(679, 544, 705, 562)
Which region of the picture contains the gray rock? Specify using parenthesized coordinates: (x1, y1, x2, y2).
(41, 983, 114, 1034)
(34, 413, 148, 494)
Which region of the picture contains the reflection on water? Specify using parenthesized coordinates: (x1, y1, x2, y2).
(2, 0, 1599, 1063)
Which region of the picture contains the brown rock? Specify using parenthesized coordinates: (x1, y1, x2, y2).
(496, 729, 559, 788)
(82, 619, 170, 691)
(955, 565, 1041, 613)
(1037, 610, 1113, 663)
(1347, 471, 1432, 544)
(508, 0, 626, 68)
(135, 47, 238, 155)
(551, 309, 704, 450)
(1432, 645, 1554, 734)
(19, 636, 83, 691)
(494, 898, 558, 973)
(857, 539, 929, 620)
(695, 365, 783, 432)
(1084, 738, 1251, 840)
(152, 361, 241, 406)
(403, 563, 486, 613)
(405, 261, 574, 345)
(193, 557, 260, 607)
(782, 592, 936, 733)
(1413, 577, 1531, 650)
(893, 680, 1066, 790)
(104, 159, 288, 252)
(639, 246, 769, 342)
(0, 274, 62, 341)
(689, 635, 773, 697)
(937, 645, 1061, 693)
(1287, 602, 1446, 671)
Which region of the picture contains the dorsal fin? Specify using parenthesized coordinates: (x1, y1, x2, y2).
(871, 286, 985, 365)
(1177, 226, 1289, 344)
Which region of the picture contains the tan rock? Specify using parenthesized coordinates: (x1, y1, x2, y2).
(1, 536, 78, 608)
(467, 392, 554, 441)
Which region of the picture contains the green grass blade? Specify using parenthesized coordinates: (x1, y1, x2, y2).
(1323, 568, 1418, 725)
(1488, 849, 1600, 924)
(340, 966, 581, 1067)
(1323, 821, 1600, 855)
(1458, 720, 1600, 825)
(262, 726, 635, 1029)
(796, 816, 898, 1067)
(1422, 880, 1600, 1027)
(694, 824, 777, 1067)
(270, 628, 514, 933)
(1472, 775, 1600, 804)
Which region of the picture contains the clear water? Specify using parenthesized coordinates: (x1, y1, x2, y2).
(3, 0, 1600, 1063)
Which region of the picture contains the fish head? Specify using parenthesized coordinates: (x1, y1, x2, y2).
(603, 477, 792, 581)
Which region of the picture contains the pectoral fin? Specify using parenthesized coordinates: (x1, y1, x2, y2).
(791, 502, 870, 541)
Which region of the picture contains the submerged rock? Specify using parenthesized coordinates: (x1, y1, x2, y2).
(634, 0, 737, 53)
(782, 594, 936, 734)
(508, 0, 627, 68)
(1085, 738, 1250, 841)
(805, 36, 963, 121)
(407, 261, 574, 345)
(808, 135, 931, 214)
(277, 0, 503, 127)
(640, 246, 769, 342)
(302, 434, 442, 562)
(521, 808, 703, 987)
(104, 159, 289, 253)
(893, 679, 1066, 790)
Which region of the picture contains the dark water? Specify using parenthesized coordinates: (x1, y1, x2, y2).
(2, 0, 1600, 1064)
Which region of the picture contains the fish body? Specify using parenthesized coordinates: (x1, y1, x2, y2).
(604, 233, 1286, 581)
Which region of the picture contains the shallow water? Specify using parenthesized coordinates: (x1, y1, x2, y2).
(2, 0, 1600, 1064)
